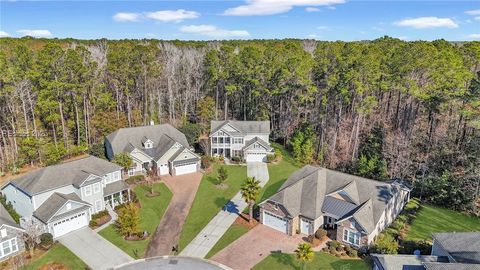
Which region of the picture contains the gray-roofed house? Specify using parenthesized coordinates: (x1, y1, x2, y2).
(0, 204, 25, 261)
(431, 232, 480, 264)
(105, 123, 200, 176)
(1, 156, 129, 238)
(210, 120, 273, 162)
(258, 165, 411, 249)
(371, 254, 448, 270)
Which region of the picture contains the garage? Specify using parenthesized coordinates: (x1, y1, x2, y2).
(174, 162, 198, 176)
(52, 212, 88, 238)
(300, 218, 312, 235)
(263, 211, 288, 234)
(245, 152, 267, 163)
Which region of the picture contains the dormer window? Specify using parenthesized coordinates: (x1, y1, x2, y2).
(143, 138, 153, 149)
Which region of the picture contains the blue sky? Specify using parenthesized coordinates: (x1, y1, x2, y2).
(1, 0, 479, 41)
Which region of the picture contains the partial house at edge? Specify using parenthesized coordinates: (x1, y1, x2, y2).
(0, 203, 25, 261)
(105, 123, 200, 176)
(372, 232, 480, 270)
(209, 120, 273, 162)
(1, 156, 129, 238)
(259, 165, 411, 250)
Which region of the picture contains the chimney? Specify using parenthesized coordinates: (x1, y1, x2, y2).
(150, 120, 154, 126)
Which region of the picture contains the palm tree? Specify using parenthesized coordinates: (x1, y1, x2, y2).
(295, 243, 314, 270)
(240, 177, 261, 223)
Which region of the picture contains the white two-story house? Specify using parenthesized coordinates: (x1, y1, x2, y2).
(105, 123, 200, 176)
(1, 156, 129, 238)
(210, 120, 273, 162)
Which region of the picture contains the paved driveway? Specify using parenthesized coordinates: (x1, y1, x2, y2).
(58, 227, 133, 270)
(180, 163, 269, 258)
(146, 172, 202, 257)
(114, 256, 232, 270)
(211, 225, 305, 270)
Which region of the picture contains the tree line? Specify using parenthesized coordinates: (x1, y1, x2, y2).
(0, 37, 479, 214)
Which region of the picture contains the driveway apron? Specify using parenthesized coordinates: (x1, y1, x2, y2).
(180, 162, 269, 258)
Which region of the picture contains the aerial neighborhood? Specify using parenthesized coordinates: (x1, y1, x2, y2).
(1, 7, 480, 268)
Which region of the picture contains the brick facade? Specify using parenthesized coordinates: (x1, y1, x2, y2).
(336, 218, 369, 250)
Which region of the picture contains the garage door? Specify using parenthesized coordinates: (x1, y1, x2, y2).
(52, 212, 88, 238)
(245, 152, 267, 163)
(174, 163, 197, 176)
(263, 211, 288, 234)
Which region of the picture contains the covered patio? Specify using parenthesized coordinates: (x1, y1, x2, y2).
(104, 181, 131, 208)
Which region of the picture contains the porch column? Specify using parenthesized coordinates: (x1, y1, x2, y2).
(127, 189, 131, 202)
(119, 192, 124, 204)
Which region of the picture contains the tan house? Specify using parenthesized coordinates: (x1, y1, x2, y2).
(258, 165, 411, 249)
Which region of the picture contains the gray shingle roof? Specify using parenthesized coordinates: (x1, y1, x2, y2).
(432, 232, 480, 264)
(0, 203, 22, 229)
(104, 181, 129, 196)
(106, 124, 190, 157)
(210, 120, 270, 135)
(424, 263, 480, 270)
(243, 137, 273, 151)
(263, 165, 404, 233)
(33, 193, 90, 223)
(143, 135, 177, 160)
(6, 156, 121, 195)
(372, 254, 447, 270)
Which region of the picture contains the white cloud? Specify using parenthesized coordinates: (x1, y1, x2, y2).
(326, 6, 336, 10)
(467, 34, 480, 39)
(305, 7, 320, 12)
(145, 9, 199, 22)
(113, 12, 141, 22)
(394, 17, 458, 29)
(17, 29, 52, 38)
(465, 9, 480, 15)
(0, 31, 10, 37)
(223, 0, 344, 16)
(179, 24, 250, 39)
(317, 26, 329, 30)
(475, 16, 480, 21)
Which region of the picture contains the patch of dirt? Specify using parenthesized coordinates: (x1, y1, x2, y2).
(233, 213, 258, 229)
(38, 262, 69, 270)
(146, 192, 160, 197)
(215, 183, 229, 190)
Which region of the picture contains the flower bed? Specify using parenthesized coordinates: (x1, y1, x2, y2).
(89, 210, 111, 229)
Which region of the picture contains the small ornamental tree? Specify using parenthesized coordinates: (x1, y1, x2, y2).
(295, 243, 314, 270)
(113, 152, 134, 174)
(23, 222, 43, 257)
(217, 166, 228, 185)
(240, 177, 261, 223)
(116, 202, 140, 238)
(372, 233, 399, 254)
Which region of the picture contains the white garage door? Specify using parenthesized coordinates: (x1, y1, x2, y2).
(175, 163, 197, 176)
(263, 211, 288, 234)
(245, 152, 267, 163)
(52, 212, 88, 238)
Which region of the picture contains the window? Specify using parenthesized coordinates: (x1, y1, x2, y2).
(114, 171, 121, 180)
(212, 137, 218, 143)
(84, 186, 92, 196)
(213, 148, 218, 155)
(93, 183, 101, 194)
(128, 168, 135, 176)
(219, 137, 224, 143)
(343, 229, 360, 246)
(234, 138, 243, 144)
(225, 137, 231, 144)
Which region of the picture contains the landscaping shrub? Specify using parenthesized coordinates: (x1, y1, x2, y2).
(201, 155, 212, 169)
(336, 245, 344, 252)
(371, 233, 399, 254)
(399, 240, 432, 255)
(89, 220, 98, 227)
(328, 245, 337, 254)
(274, 149, 283, 161)
(328, 240, 340, 249)
(315, 228, 327, 240)
(126, 175, 145, 184)
(219, 155, 225, 162)
(231, 156, 241, 162)
(91, 210, 109, 220)
(40, 233, 53, 247)
(347, 249, 358, 257)
(266, 154, 275, 163)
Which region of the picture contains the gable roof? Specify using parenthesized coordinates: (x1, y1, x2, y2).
(243, 137, 273, 151)
(371, 254, 447, 270)
(432, 232, 480, 264)
(210, 120, 270, 135)
(106, 124, 190, 156)
(33, 192, 90, 223)
(5, 156, 121, 196)
(424, 263, 480, 270)
(0, 203, 22, 230)
(263, 165, 404, 234)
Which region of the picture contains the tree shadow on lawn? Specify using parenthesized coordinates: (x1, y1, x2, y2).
(270, 252, 298, 269)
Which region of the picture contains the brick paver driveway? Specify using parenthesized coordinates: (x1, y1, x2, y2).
(146, 172, 202, 256)
(211, 224, 305, 270)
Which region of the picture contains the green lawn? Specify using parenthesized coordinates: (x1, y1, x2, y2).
(253, 252, 369, 270)
(21, 244, 87, 270)
(406, 203, 480, 242)
(98, 183, 172, 258)
(178, 164, 247, 251)
(206, 144, 300, 258)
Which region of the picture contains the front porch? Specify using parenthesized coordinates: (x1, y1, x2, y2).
(103, 181, 131, 208)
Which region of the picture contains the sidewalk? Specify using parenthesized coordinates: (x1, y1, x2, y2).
(180, 162, 269, 258)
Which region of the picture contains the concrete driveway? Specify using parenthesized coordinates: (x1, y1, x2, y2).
(247, 162, 269, 182)
(146, 172, 202, 257)
(211, 225, 305, 270)
(114, 256, 232, 270)
(58, 227, 132, 270)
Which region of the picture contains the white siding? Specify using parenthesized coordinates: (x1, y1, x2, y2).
(2, 184, 34, 218)
(32, 185, 77, 211)
(130, 150, 152, 163)
(244, 134, 269, 144)
(172, 148, 198, 162)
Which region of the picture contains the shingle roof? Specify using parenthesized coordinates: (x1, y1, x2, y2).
(143, 135, 177, 160)
(0, 203, 22, 230)
(106, 124, 190, 156)
(432, 232, 480, 263)
(33, 193, 90, 223)
(263, 165, 404, 233)
(243, 137, 273, 151)
(104, 181, 129, 196)
(6, 156, 121, 195)
(210, 120, 270, 135)
(424, 263, 480, 270)
(371, 254, 446, 270)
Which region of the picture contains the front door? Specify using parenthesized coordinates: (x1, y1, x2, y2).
(300, 218, 312, 234)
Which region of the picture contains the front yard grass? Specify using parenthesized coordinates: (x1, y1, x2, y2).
(253, 251, 369, 270)
(178, 164, 247, 251)
(206, 144, 300, 258)
(21, 243, 87, 270)
(98, 182, 172, 258)
(406, 203, 480, 242)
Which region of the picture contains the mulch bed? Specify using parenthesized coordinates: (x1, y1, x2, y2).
(39, 263, 68, 270)
(90, 213, 112, 229)
(233, 213, 258, 229)
(146, 192, 160, 197)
